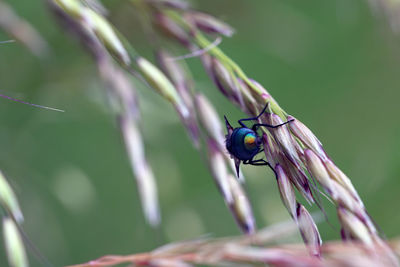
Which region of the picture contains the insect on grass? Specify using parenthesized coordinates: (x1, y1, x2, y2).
(224, 103, 294, 178)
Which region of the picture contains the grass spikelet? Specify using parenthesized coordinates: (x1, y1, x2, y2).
(84, 9, 131, 65)
(227, 174, 256, 234)
(207, 140, 233, 205)
(52, 0, 132, 66)
(0, 1, 47, 56)
(120, 113, 161, 226)
(296, 203, 322, 257)
(156, 50, 200, 147)
(3, 217, 28, 267)
(337, 208, 373, 246)
(100, 58, 162, 227)
(153, 11, 191, 46)
(136, 56, 189, 119)
(275, 164, 297, 219)
(210, 57, 244, 108)
(145, 0, 190, 11)
(0, 171, 24, 224)
(305, 149, 333, 193)
(185, 11, 235, 37)
(194, 94, 225, 149)
(287, 115, 327, 161)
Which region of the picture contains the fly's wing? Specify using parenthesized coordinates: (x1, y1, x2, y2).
(224, 115, 234, 137)
(234, 157, 241, 178)
(224, 115, 243, 179)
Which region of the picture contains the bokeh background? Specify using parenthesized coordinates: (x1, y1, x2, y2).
(0, 0, 400, 266)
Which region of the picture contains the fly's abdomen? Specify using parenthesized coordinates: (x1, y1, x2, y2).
(228, 128, 259, 160)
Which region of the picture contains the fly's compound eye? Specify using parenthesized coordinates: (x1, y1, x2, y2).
(244, 132, 257, 151)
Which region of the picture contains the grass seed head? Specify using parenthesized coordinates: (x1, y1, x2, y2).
(84, 9, 131, 66)
(227, 175, 256, 234)
(185, 11, 234, 37)
(282, 161, 314, 204)
(210, 57, 243, 107)
(337, 208, 373, 246)
(263, 113, 315, 202)
(247, 79, 277, 105)
(330, 180, 364, 218)
(156, 50, 200, 147)
(98, 59, 139, 118)
(262, 133, 280, 168)
(3, 218, 28, 267)
(0, 171, 24, 223)
(195, 94, 225, 149)
(263, 134, 314, 203)
(296, 204, 322, 257)
(149, 259, 193, 267)
(120, 114, 161, 227)
(156, 50, 190, 96)
(154, 12, 191, 46)
(263, 113, 302, 168)
(52, 0, 130, 65)
(236, 78, 259, 115)
(304, 149, 332, 193)
(324, 159, 361, 202)
(207, 140, 233, 204)
(137, 163, 161, 227)
(146, 0, 190, 11)
(136, 57, 189, 119)
(287, 116, 327, 161)
(246, 80, 286, 118)
(54, 0, 83, 18)
(0, 2, 48, 57)
(275, 164, 297, 219)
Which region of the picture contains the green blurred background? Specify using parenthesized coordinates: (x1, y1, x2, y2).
(0, 0, 400, 266)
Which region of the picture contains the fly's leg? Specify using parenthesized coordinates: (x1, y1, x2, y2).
(251, 119, 294, 131)
(238, 102, 269, 127)
(243, 158, 277, 177)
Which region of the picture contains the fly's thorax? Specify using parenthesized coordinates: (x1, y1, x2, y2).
(227, 127, 260, 160)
